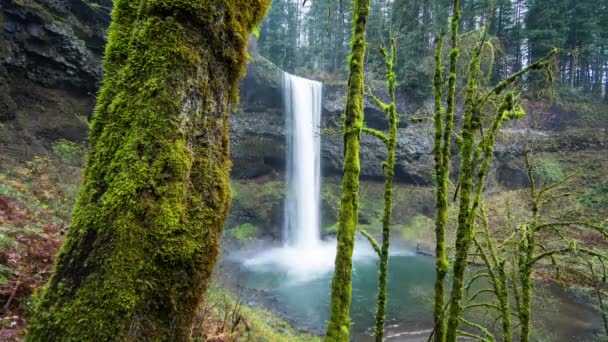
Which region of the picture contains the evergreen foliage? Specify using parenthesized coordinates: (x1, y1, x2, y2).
(259, 0, 608, 102)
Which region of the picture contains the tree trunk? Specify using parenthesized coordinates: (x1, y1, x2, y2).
(446, 24, 483, 342)
(324, 0, 370, 339)
(26, 0, 268, 340)
(520, 156, 538, 342)
(519, 226, 535, 342)
(497, 262, 513, 342)
(432, 33, 449, 342)
(374, 42, 398, 342)
(605, 62, 608, 103)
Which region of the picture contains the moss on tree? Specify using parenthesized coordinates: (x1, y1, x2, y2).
(26, 0, 269, 340)
(324, 0, 371, 338)
(357, 39, 399, 342)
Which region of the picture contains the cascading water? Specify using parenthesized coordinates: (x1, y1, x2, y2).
(243, 71, 339, 281)
(283, 72, 322, 249)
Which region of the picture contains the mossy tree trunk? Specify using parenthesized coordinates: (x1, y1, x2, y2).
(443, 31, 556, 342)
(26, 0, 269, 340)
(431, 0, 459, 333)
(514, 152, 608, 342)
(444, 29, 485, 342)
(472, 206, 512, 342)
(432, 33, 447, 342)
(325, 0, 370, 338)
(359, 39, 399, 342)
(373, 42, 398, 342)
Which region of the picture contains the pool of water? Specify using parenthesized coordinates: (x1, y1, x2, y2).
(237, 242, 436, 335)
(231, 241, 603, 341)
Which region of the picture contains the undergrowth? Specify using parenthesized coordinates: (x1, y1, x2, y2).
(0, 153, 317, 341)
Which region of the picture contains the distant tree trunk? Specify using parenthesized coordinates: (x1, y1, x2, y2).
(26, 0, 269, 340)
(605, 63, 608, 103)
(325, 0, 370, 338)
(331, 0, 346, 74)
(285, 0, 300, 73)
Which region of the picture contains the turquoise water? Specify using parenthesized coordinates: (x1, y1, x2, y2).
(240, 249, 436, 334)
(237, 245, 602, 341)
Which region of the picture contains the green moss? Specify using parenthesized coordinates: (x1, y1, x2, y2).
(533, 158, 564, 183)
(226, 223, 258, 241)
(579, 182, 608, 209)
(325, 0, 370, 337)
(399, 214, 434, 240)
(26, 0, 270, 340)
(203, 287, 320, 342)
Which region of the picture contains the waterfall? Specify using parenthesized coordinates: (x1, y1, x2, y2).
(283, 72, 323, 249)
(243, 72, 332, 282)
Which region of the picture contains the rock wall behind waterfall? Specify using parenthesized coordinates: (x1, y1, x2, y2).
(1, 0, 606, 186)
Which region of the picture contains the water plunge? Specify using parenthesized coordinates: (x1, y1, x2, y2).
(239, 71, 437, 335)
(235, 72, 600, 340)
(283, 72, 323, 249)
(243, 72, 339, 281)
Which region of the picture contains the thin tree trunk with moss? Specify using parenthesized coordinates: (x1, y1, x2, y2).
(26, 0, 269, 340)
(431, 1, 460, 337)
(519, 153, 539, 342)
(361, 40, 399, 342)
(432, 31, 450, 342)
(325, 0, 371, 339)
(517, 150, 608, 342)
(445, 43, 555, 342)
(445, 34, 484, 342)
(473, 206, 512, 342)
(433, 2, 461, 340)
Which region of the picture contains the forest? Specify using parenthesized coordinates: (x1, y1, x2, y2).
(0, 0, 607, 341)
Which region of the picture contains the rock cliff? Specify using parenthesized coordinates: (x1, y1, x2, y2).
(1, 0, 605, 186)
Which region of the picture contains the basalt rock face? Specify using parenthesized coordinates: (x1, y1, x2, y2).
(0, 0, 436, 184)
(232, 64, 436, 185)
(1, 0, 605, 186)
(0, 0, 110, 147)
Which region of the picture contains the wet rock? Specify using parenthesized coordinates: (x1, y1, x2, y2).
(496, 156, 530, 188)
(0, 0, 109, 147)
(1, 0, 605, 188)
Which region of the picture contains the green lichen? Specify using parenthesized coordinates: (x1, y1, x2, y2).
(325, 0, 370, 338)
(432, 29, 449, 342)
(442, 29, 556, 342)
(367, 39, 399, 342)
(533, 158, 564, 183)
(26, 0, 269, 340)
